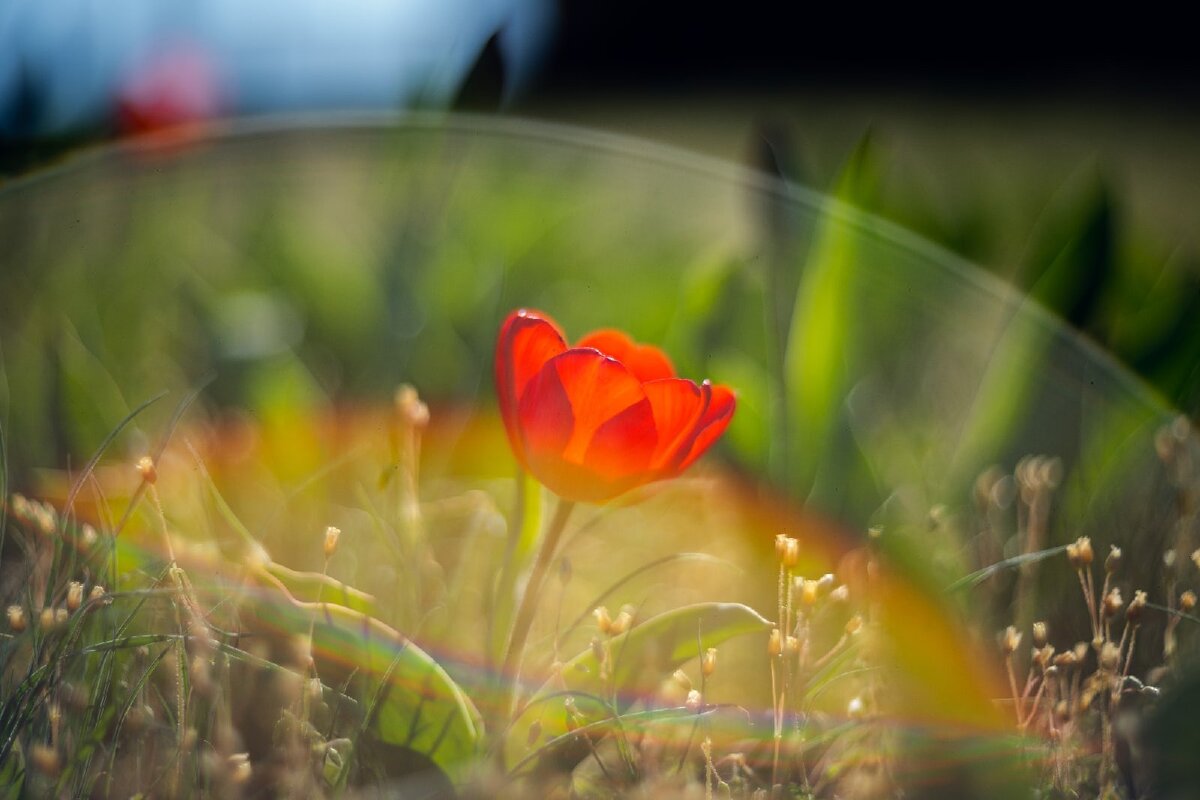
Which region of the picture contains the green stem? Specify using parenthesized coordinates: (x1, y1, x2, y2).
(498, 498, 575, 720)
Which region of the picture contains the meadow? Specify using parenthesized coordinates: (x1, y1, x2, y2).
(1, 116, 1197, 798)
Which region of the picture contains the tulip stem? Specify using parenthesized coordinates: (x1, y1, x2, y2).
(498, 497, 576, 720)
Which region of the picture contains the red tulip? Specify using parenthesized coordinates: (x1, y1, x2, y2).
(495, 309, 735, 503)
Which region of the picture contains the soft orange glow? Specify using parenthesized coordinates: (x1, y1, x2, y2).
(494, 309, 735, 503)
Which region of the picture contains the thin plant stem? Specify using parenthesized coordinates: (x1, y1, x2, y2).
(498, 498, 575, 720)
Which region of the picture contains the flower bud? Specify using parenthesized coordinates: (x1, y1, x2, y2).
(1067, 537, 1093, 569)
(702, 647, 717, 678)
(29, 744, 60, 776)
(800, 579, 820, 607)
(593, 606, 613, 635)
(228, 753, 252, 786)
(1002, 625, 1021, 655)
(322, 526, 341, 560)
(1105, 545, 1122, 575)
(1102, 588, 1123, 619)
(609, 605, 635, 636)
(80, 524, 98, 549)
(1126, 590, 1147, 624)
(1181, 590, 1197, 612)
(782, 537, 800, 568)
(1099, 641, 1121, 672)
(6, 605, 26, 633)
(67, 581, 84, 613)
(847, 696, 865, 719)
(671, 669, 692, 692)
(768, 628, 782, 657)
(136, 455, 157, 485)
(395, 384, 430, 429)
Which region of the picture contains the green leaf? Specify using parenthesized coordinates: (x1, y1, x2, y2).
(247, 596, 482, 785)
(0, 739, 23, 799)
(503, 602, 771, 773)
(783, 135, 879, 497)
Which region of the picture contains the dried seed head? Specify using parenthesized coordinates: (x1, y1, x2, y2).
(1074, 642, 1089, 662)
(306, 677, 323, 703)
(1127, 590, 1148, 624)
(672, 669, 692, 692)
(702, 647, 717, 678)
(89, 585, 107, 604)
(785, 635, 801, 657)
(817, 573, 836, 592)
(1067, 537, 1093, 569)
(1181, 590, 1197, 612)
(6, 605, 26, 632)
(1032, 621, 1048, 648)
(1053, 650, 1078, 670)
(1002, 625, 1022, 656)
(593, 606, 613, 635)
(136, 455, 157, 485)
(867, 525, 883, 540)
(847, 696, 866, 719)
(685, 689, 702, 711)
(1099, 641, 1121, 672)
(609, 606, 634, 636)
(768, 627, 782, 657)
(1033, 644, 1055, 670)
(1164, 550, 1178, 569)
(322, 526, 341, 560)
(54, 607, 68, 627)
(845, 615, 864, 636)
(830, 584, 850, 603)
(782, 537, 800, 568)
(39, 607, 56, 631)
(1105, 545, 1122, 575)
(66, 581, 85, 613)
(80, 524, 98, 549)
(1103, 588, 1124, 619)
(1192, 548, 1200, 571)
(1054, 700, 1071, 724)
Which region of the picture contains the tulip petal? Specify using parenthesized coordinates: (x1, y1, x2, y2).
(576, 329, 675, 382)
(495, 310, 568, 456)
(583, 396, 657, 481)
(643, 378, 707, 468)
(517, 349, 657, 502)
(674, 384, 736, 473)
